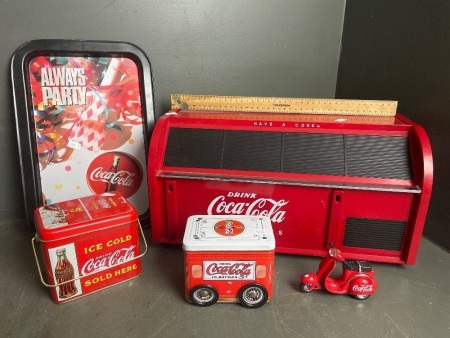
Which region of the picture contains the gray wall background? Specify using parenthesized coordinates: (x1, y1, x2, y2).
(336, 0, 450, 251)
(0, 0, 345, 221)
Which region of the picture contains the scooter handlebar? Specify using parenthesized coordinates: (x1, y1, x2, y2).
(329, 248, 344, 261)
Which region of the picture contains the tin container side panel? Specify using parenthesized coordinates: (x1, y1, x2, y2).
(184, 250, 275, 301)
(38, 213, 141, 303)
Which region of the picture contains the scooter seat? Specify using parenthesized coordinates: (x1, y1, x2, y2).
(343, 259, 372, 272)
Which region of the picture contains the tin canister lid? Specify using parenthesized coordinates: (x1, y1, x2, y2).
(182, 215, 275, 251)
(34, 192, 137, 242)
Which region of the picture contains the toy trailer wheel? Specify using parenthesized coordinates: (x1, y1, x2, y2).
(238, 284, 268, 308)
(190, 285, 218, 306)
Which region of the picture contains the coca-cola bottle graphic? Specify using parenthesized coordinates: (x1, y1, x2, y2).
(104, 155, 120, 192)
(54, 248, 78, 299)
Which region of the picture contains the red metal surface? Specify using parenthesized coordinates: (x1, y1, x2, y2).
(34, 192, 142, 303)
(184, 250, 275, 304)
(148, 111, 433, 264)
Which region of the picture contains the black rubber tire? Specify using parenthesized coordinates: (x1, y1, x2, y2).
(300, 282, 312, 293)
(352, 294, 370, 300)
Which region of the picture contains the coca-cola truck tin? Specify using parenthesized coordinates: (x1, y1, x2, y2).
(32, 192, 147, 304)
(183, 215, 275, 308)
(148, 111, 433, 265)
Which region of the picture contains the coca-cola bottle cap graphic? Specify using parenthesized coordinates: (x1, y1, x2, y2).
(214, 219, 246, 237)
(87, 152, 142, 198)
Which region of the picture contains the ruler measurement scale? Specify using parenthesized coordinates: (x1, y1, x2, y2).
(171, 94, 398, 117)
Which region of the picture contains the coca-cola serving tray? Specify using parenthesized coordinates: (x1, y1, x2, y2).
(11, 39, 155, 226)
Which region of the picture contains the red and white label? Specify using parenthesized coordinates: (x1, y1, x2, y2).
(87, 151, 142, 198)
(203, 261, 256, 280)
(213, 219, 245, 237)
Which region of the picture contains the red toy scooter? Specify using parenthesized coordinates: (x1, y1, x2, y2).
(300, 243, 377, 300)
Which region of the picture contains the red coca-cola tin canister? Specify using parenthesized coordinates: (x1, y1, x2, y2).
(32, 192, 147, 304)
(183, 215, 275, 308)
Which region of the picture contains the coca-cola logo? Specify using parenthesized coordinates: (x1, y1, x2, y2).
(213, 219, 245, 237)
(352, 284, 373, 293)
(87, 152, 142, 198)
(207, 194, 289, 223)
(81, 245, 136, 275)
(203, 261, 255, 280)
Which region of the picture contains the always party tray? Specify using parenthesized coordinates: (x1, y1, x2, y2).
(11, 39, 155, 226)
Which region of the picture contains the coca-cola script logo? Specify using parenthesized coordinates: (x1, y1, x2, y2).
(81, 245, 136, 275)
(207, 194, 289, 223)
(214, 219, 245, 237)
(203, 261, 255, 280)
(352, 284, 374, 293)
(87, 152, 142, 198)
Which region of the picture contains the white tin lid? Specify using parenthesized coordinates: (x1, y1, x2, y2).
(182, 215, 275, 251)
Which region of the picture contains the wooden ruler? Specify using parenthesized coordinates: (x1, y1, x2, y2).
(171, 94, 398, 116)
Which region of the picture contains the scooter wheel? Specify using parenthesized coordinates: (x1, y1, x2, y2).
(352, 294, 370, 300)
(300, 283, 312, 293)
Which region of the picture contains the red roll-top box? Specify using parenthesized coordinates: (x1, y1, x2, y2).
(33, 192, 147, 303)
(148, 110, 433, 265)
